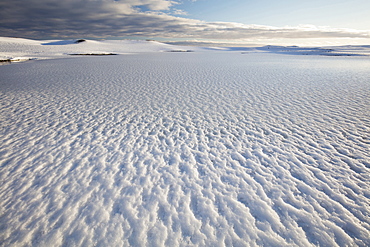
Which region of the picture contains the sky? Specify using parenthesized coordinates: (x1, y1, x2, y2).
(1, 0, 370, 46)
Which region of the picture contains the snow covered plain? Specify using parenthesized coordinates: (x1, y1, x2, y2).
(1, 38, 370, 246)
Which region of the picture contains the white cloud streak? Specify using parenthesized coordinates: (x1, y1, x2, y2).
(0, 0, 369, 43)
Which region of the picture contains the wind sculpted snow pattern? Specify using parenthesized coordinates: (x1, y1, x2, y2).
(1, 52, 370, 246)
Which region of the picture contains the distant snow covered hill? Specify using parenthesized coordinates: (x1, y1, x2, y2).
(0, 37, 204, 62)
(1, 39, 370, 246)
(1, 37, 370, 64)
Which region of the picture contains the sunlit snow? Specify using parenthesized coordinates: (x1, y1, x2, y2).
(1, 38, 370, 246)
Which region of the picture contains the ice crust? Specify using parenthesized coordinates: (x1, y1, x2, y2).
(1, 48, 370, 246)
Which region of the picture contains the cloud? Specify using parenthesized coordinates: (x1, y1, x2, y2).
(172, 9, 188, 16)
(0, 0, 369, 43)
(185, 22, 370, 40)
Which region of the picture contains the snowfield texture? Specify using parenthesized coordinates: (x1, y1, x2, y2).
(1, 40, 370, 246)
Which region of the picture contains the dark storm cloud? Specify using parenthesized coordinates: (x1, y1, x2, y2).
(0, 0, 369, 40)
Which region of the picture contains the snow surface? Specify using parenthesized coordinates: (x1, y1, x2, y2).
(1, 38, 370, 246)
